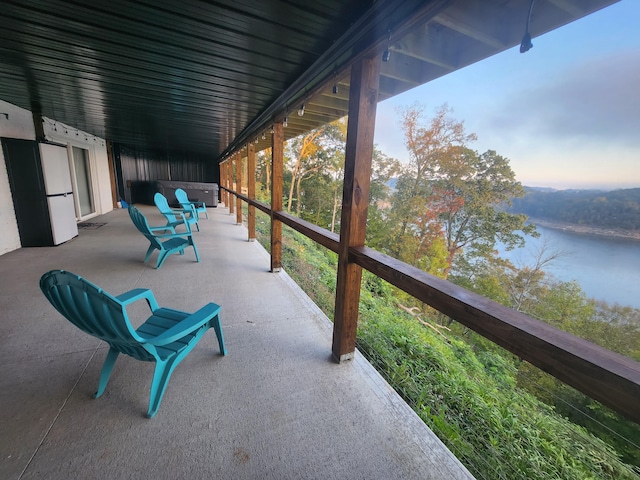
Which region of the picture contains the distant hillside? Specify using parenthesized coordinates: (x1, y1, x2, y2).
(510, 188, 640, 232)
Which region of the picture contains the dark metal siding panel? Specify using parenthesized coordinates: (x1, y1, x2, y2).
(114, 142, 217, 204)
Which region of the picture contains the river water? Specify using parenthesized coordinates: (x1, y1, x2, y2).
(498, 226, 640, 308)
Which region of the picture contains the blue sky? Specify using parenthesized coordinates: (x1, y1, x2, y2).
(373, 0, 640, 190)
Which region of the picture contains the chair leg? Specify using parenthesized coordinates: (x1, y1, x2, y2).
(212, 314, 227, 355)
(144, 245, 156, 264)
(156, 250, 169, 269)
(95, 347, 119, 398)
(147, 358, 179, 418)
(191, 240, 200, 263)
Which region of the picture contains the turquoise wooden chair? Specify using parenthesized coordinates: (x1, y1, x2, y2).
(128, 205, 200, 269)
(40, 270, 226, 418)
(154, 192, 199, 232)
(175, 188, 208, 219)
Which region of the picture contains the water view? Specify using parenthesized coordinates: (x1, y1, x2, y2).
(499, 225, 640, 308)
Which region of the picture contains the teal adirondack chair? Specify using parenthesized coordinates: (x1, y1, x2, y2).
(129, 205, 200, 269)
(40, 270, 226, 418)
(175, 188, 208, 220)
(154, 192, 199, 232)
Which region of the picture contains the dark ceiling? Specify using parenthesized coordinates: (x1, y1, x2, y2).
(0, 0, 618, 161)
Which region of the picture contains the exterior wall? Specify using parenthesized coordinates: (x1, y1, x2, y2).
(42, 119, 113, 220)
(0, 100, 34, 255)
(0, 99, 113, 256)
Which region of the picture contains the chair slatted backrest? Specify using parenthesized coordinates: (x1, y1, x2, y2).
(40, 270, 155, 361)
(128, 206, 163, 250)
(175, 188, 196, 211)
(154, 192, 178, 223)
(174, 188, 188, 204)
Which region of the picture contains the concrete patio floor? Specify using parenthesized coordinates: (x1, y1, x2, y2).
(0, 203, 474, 480)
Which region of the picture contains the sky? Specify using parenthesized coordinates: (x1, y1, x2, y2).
(373, 0, 640, 190)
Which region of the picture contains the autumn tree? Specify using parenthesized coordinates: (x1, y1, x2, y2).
(387, 103, 535, 277)
(285, 119, 347, 216)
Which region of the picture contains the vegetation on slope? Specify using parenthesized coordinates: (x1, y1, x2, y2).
(254, 213, 640, 479)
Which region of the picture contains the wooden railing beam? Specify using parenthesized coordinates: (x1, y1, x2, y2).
(222, 184, 640, 423)
(350, 245, 640, 424)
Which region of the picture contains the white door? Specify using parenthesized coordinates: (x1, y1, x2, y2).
(48, 194, 78, 245)
(71, 146, 95, 218)
(40, 143, 73, 195)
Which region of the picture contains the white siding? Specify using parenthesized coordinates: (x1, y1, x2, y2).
(0, 100, 114, 256)
(0, 101, 34, 255)
(43, 120, 113, 220)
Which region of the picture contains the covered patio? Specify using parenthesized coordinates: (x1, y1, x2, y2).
(1, 1, 638, 478)
(0, 204, 473, 479)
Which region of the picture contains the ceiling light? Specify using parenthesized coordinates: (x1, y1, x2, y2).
(283, 116, 288, 127)
(520, 0, 535, 53)
(382, 29, 391, 62)
(298, 104, 305, 116)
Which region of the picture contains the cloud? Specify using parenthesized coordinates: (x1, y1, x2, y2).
(487, 49, 640, 146)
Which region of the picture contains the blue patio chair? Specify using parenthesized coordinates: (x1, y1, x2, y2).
(154, 192, 200, 232)
(128, 205, 200, 269)
(175, 188, 208, 220)
(40, 270, 227, 418)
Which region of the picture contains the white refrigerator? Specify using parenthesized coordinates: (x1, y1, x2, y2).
(39, 143, 79, 245)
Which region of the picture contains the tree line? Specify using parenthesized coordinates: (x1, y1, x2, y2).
(510, 187, 640, 231)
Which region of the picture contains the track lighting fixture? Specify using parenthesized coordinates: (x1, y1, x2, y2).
(262, 131, 266, 140)
(283, 116, 288, 127)
(520, 0, 535, 53)
(298, 104, 305, 116)
(382, 29, 391, 62)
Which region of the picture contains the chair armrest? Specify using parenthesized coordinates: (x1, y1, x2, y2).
(148, 302, 222, 346)
(172, 206, 195, 216)
(116, 288, 160, 311)
(149, 225, 173, 232)
(154, 228, 193, 239)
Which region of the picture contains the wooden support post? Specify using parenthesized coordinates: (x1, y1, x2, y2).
(106, 141, 118, 209)
(31, 105, 45, 142)
(224, 161, 230, 207)
(220, 162, 226, 207)
(236, 152, 243, 225)
(247, 143, 256, 241)
(332, 56, 381, 363)
(229, 156, 235, 216)
(271, 122, 284, 272)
